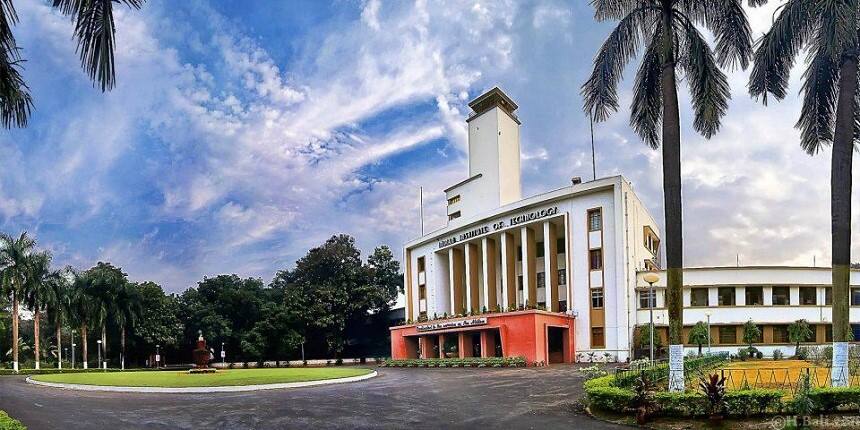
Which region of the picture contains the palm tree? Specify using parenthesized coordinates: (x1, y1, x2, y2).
(748, 0, 858, 369)
(0, 232, 36, 372)
(22, 251, 54, 370)
(45, 266, 73, 369)
(0, 0, 146, 128)
(68, 270, 95, 369)
(85, 262, 127, 368)
(114, 282, 143, 370)
(582, 1, 756, 354)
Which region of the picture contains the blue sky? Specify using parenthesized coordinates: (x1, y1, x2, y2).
(0, 1, 848, 292)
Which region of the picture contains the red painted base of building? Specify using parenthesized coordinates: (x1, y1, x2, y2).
(390, 310, 575, 366)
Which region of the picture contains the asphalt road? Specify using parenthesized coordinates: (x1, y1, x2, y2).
(0, 366, 628, 429)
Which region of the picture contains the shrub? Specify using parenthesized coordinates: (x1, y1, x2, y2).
(587, 385, 634, 412)
(700, 373, 727, 416)
(795, 346, 810, 360)
(577, 364, 608, 380)
(736, 348, 749, 361)
(654, 391, 708, 417)
(790, 373, 814, 420)
(0, 411, 25, 430)
(755, 351, 763, 359)
(809, 387, 860, 413)
(724, 389, 783, 417)
(772, 349, 784, 360)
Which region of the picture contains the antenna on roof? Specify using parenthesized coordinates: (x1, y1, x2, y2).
(590, 111, 597, 181)
(419, 186, 425, 236)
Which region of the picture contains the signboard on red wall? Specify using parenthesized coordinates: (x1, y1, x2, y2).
(416, 317, 487, 332)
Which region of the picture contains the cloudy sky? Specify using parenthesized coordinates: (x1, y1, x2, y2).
(0, 1, 849, 293)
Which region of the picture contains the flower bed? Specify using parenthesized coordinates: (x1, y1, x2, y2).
(380, 357, 526, 368)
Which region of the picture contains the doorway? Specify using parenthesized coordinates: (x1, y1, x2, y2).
(547, 326, 565, 364)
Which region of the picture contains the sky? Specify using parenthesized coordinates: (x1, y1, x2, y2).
(0, 1, 851, 294)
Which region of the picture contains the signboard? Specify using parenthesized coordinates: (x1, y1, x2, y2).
(668, 344, 684, 392)
(155, 354, 160, 362)
(416, 317, 488, 332)
(221, 350, 226, 358)
(437, 207, 559, 249)
(832, 342, 849, 387)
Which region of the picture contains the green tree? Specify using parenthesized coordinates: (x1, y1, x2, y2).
(131, 281, 182, 360)
(636, 323, 662, 358)
(788, 319, 813, 352)
(742, 319, 761, 350)
(748, 0, 857, 350)
(688, 321, 710, 356)
(582, 0, 756, 347)
(68, 269, 96, 368)
(21, 251, 54, 370)
(85, 262, 128, 367)
(114, 282, 143, 369)
(0, 0, 146, 127)
(44, 266, 74, 369)
(0, 232, 37, 371)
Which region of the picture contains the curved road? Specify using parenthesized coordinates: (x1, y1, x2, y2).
(0, 366, 628, 429)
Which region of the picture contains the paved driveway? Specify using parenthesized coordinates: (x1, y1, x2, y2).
(0, 366, 628, 429)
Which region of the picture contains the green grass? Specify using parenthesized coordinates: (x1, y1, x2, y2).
(31, 367, 373, 388)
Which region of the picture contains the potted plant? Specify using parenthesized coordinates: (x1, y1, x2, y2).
(699, 373, 727, 424)
(631, 372, 656, 425)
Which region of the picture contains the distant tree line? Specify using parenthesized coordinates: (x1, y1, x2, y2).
(0, 233, 402, 369)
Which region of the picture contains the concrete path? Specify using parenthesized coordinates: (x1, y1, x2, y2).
(0, 366, 629, 429)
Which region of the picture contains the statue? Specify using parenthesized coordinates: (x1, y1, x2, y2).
(190, 330, 215, 373)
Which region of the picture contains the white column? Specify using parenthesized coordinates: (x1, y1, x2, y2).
(501, 232, 513, 310)
(465, 243, 478, 313)
(449, 248, 456, 314)
(481, 238, 491, 310)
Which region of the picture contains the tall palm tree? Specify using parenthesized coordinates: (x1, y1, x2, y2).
(582, 1, 757, 360)
(22, 250, 54, 370)
(85, 262, 127, 368)
(114, 282, 142, 370)
(748, 0, 858, 375)
(0, 0, 146, 128)
(68, 269, 94, 369)
(45, 266, 73, 369)
(0, 232, 36, 372)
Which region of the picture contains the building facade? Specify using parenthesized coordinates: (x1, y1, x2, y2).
(390, 88, 661, 364)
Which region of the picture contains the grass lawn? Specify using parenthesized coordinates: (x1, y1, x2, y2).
(31, 367, 373, 388)
(720, 359, 856, 390)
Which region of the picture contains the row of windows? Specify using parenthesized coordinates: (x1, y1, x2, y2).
(516, 238, 567, 260)
(682, 286, 830, 308)
(517, 269, 568, 290)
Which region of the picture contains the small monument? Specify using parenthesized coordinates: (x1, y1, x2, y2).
(189, 330, 216, 374)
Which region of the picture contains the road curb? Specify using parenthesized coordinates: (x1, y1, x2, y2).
(25, 370, 378, 393)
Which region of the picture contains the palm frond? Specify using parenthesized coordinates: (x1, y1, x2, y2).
(592, 0, 654, 21)
(582, 6, 658, 121)
(748, 0, 817, 104)
(676, 17, 730, 139)
(0, 52, 32, 128)
(630, 24, 663, 149)
(51, 0, 145, 92)
(796, 47, 838, 154)
(748, 0, 769, 6)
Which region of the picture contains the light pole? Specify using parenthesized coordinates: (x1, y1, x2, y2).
(221, 342, 225, 365)
(97, 339, 103, 371)
(71, 329, 76, 369)
(156, 344, 160, 368)
(643, 272, 660, 361)
(705, 311, 712, 355)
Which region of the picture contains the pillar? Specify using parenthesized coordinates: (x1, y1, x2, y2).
(404, 249, 413, 322)
(480, 331, 493, 358)
(521, 226, 537, 307)
(501, 232, 516, 310)
(438, 334, 446, 358)
(543, 222, 559, 312)
(449, 247, 465, 315)
(458, 332, 472, 358)
(482, 237, 498, 312)
(465, 243, 480, 313)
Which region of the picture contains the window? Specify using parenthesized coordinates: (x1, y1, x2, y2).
(589, 249, 603, 270)
(418, 285, 426, 300)
(718, 326, 737, 344)
(536, 242, 545, 258)
(537, 272, 546, 289)
(448, 211, 461, 221)
(517, 275, 523, 291)
(799, 287, 817, 305)
(745, 286, 763, 306)
(591, 327, 605, 348)
(825, 288, 832, 305)
(773, 325, 789, 343)
(447, 195, 460, 205)
(826, 325, 833, 342)
(417, 256, 425, 273)
(690, 288, 709, 307)
(639, 290, 656, 309)
(517, 246, 522, 261)
(772, 287, 790, 305)
(588, 209, 602, 231)
(852, 288, 860, 306)
(718, 287, 735, 306)
(853, 325, 860, 342)
(591, 289, 604, 308)
(556, 237, 565, 253)
(558, 269, 567, 285)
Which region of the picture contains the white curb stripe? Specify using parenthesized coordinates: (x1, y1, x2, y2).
(25, 370, 377, 393)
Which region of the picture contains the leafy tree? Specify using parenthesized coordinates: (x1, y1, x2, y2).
(114, 282, 143, 369)
(44, 266, 73, 369)
(688, 321, 710, 356)
(131, 282, 183, 356)
(84, 261, 128, 365)
(788, 319, 813, 352)
(748, 0, 857, 349)
(583, 0, 756, 347)
(21, 251, 54, 369)
(0, 231, 37, 370)
(742, 319, 761, 350)
(0, 0, 146, 127)
(636, 323, 662, 358)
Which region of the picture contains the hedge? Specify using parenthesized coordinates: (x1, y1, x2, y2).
(809, 387, 860, 413)
(381, 357, 526, 368)
(0, 411, 25, 430)
(0, 368, 174, 376)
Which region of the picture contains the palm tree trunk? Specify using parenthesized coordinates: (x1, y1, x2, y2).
(121, 326, 126, 371)
(33, 304, 40, 370)
(660, 1, 683, 346)
(102, 325, 107, 369)
(56, 316, 62, 370)
(831, 51, 858, 345)
(81, 324, 88, 369)
(11, 290, 18, 372)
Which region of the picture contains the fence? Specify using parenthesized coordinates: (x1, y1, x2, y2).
(613, 352, 729, 387)
(717, 365, 860, 393)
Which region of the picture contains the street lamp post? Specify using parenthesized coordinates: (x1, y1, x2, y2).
(71, 329, 76, 369)
(156, 344, 160, 368)
(643, 272, 660, 361)
(97, 339, 103, 371)
(221, 342, 225, 365)
(705, 311, 712, 355)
